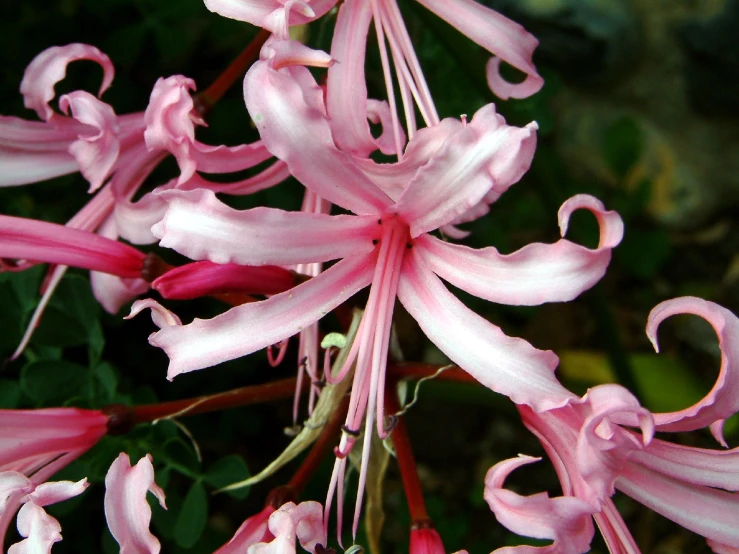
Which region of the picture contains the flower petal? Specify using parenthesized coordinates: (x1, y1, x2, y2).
(394, 105, 537, 237)
(415, 193, 623, 306)
(0, 215, 145, 277)
(415, 0, 543, 99)
(483, 455, 595, 553)
(244, 44, 392, 214)
(152, 188, 377, 266)
(630, 439, 739, 491)
(59, 91, 120, 192)
(213, 505, 275, 554)
(104, 453, 165, 554)
(397, 251, 575, 411)
(28, 479, 88, 507)
(0, 148, 79, 187)
(20, 44, 114, 122)
(203, 0, 335, 33)
(617, 461, 739, 547)
(9, 502, 63, 554)
(152, 261, 296, 300)
(646, 297, 739, 444)
(149, 251, 375, 379)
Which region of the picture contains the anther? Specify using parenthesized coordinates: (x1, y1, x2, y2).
(384, 414, 398, 434)
(341, 425, 360, 437)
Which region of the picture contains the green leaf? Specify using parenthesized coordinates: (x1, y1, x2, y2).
(91, 362, 118, 405)
(204, 455, 251, 499)
(21, 360, 89, 405)
(0, 378, 22, 408)
(174, 481, 208, 549)
(162, 437, 201, 474)
(615, 229, 672, 279)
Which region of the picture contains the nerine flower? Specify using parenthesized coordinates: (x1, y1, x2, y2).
(486, 298, 739, 553)
(134, 41, 622, 534)
(0, 408, 107, 549)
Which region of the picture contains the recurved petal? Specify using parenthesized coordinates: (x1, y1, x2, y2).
(149, 251, 375, 379)
(397, 251, 575, 412)
(20, 44, 115, 122)
(203, 0, 335, 33)
(645, 297, 739, 443)
(152, 189, 377, 266)
(9, 502, 64, 554)
(415, 0, 543, 99)
(104, 453, 165, 554)
(28, 479, 88, 508)
(415, 192, 622, 305)
(213, 505, 275, 554)
(483, 455, 595, 554)
(59, 90, 120, 192)
(395, 105, 537, 237)
(244, 53, 392, 214)
(617, 462, 739, 547)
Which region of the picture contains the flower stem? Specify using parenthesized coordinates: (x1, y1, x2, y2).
(385, 385, 428, 522)
(130, 376, 298, 424)
(194, 29, 271, 117)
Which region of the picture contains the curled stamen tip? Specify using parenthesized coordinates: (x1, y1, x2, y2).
(345, 546, 365, 554)
(284, 424, 302, 437)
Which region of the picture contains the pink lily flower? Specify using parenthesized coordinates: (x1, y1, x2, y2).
(132, 42, 622, 536)
(247, 501, 326, 554)
(0, 407, 108, 548)
(485, 298, 739, 553)
(104, 453, 167, 554)
(1, 473, 89, 553)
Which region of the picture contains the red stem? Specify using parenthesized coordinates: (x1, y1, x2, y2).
(194, 29, 271, 116)
(385, 385, 429, 522)
(131, 377, 298, 424)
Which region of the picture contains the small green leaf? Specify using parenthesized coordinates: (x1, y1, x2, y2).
(174, 481, 208, 548)
(91, 362, 118, 405)
(162, 438, 201, 473)
(0, 378, 22, 408)
(204, 455, 251, 499)
(21, 360, 89, 405)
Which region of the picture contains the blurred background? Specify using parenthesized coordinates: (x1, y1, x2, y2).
(1, 0, 738, 552)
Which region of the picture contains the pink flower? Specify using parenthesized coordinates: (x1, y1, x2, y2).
(1, 473, 89, 553)
(485, 298, 739, 553)
(0, 407, 107, 549)
(247, 501, 326, 554)
(132, 44, 622, 536)
(104, 453, 167, 554)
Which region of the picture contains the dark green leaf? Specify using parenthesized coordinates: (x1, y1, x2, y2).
(204, 455, 251, 499)
(174, 480, 208, 548)
(21, 360, 89, 405)
(0, 378, 22, 408)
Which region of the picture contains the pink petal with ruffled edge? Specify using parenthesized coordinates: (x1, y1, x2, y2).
(104, 453, 166, 554)
(645, 297, 739, 444)
(416, 193, 622, 305)
(415, 0, 543, 99)
(398, 250, 575, 412)
(0, 215, 144, 277)
(153, 189, 377, 266)
(251, 501, 326, 554)
(244, 44, 392, 215)
(143, 76, 273, 184)
(484, 455, 595, 553)
(394, 105, 537, 237)
(203, 0, 336, 34)
(20, 44, 115, 122)
(153, 261, 295, 300)
(617, 462, 739, 547)
(0, 473, 32, 513)
(214, 505, 275, 554)
(59, 91, 120, 192)
(144, 251, 376, 379)
(9, 502, 63, 554)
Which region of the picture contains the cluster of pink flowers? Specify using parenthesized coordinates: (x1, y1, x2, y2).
(1, 0, 738, 553)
